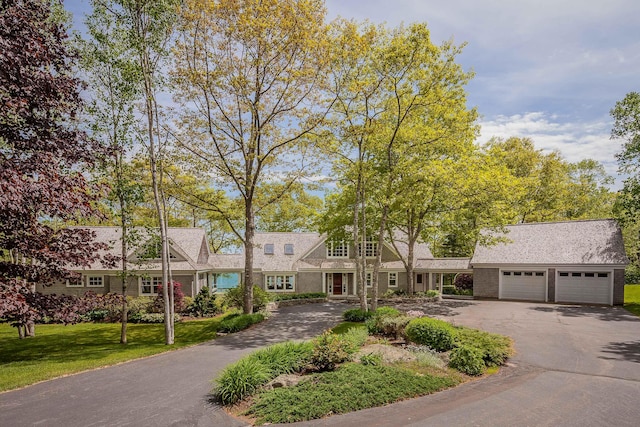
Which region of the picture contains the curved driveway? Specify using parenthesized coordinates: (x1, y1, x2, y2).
(2, 300, 639, 426)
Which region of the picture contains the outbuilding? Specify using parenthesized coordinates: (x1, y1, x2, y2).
(471, 219, 629, 305)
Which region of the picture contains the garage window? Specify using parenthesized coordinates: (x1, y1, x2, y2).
(585, 273, 595, 278)
(514, 272, 522, 276)
(559, 272, 569, 277)
(503, 271, 511, 276)
(572, 272, 581, 277)
(535, 272, 544, 277)
(598, 273, 609, 278)
(524, 272, 533, 276)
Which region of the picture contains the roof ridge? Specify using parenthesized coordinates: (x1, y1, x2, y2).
(507, 218, 615, 227)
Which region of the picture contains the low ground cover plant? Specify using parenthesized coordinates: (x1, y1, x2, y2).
(217, 312, 266, 333)
(269, 292, 326, 301)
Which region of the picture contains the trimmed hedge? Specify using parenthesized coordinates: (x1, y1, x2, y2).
(405, 317, 457, 351)
(217, 312, 265, 333)
(343, 308, 373, 322)
(269, 293, 327, 301)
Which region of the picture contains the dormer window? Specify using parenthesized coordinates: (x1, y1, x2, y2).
(327, 241, 348, 258)
(264, 243, 274, 255)
(284, 244, 294, 255)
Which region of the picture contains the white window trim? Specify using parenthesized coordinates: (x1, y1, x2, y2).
(264, 274, 295, 292)
(139, 276, 162, 296)
(326, 241, 349, 259)
(66, 277, 84, 287)
(366, 272, 373, 288)
(86, 275, 104, 288)
(388, 272, 398, 287)
(358, 241, 378, 258)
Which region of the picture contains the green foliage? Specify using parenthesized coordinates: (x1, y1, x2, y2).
(449, 345, 485, 376)
(378, 315, 412, 339)
(374, 306, 401, 317)
(360, 352, 383, 366)
(365, 306, 402, 335)
(455, 327, 513, 367)
(247, 363, 458, 424)
(126, 296, 154, 317)
(128, 313, 181, 324)
(339, 327, 369, 354)
(405, 317, 457, 351)
(186, 287, 218, 317)
(250, 341, 314, 377)
(217, 312, 265, 333)
(624, 285, 640, 317)
(215, 358, 271, 405)
(310, 331, 351, 371)
(342, 308, 373, 322)
(269, 292, 326, 301)
(331, 322, 367, 335)
(403, 344, 446, 369)
(222, 285, 270, 311)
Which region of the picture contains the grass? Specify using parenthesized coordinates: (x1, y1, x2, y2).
(624, 284, 640, 317)
(331, 322, 366, 334)
(246, 363, 460, 424)
(0, 316, 224, 392)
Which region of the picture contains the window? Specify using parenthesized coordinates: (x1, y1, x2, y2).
(597, 273, 609, 278)
(66, 277, 83, 287)
(87, 275, 104, 287)
(388, 272, 397, 287)
(514, 272, 522, 276)
(141, 277, 162, 295)
(326, 241, 348, 258)
(284, 244, 294, 255)
(366, 272, 373, 287)
(585, 273, 595, 278)
(358, 241, 378, 258)
(559, 272, 569, 277)
(572, 272, 581, 277)
(265, 275, 295, 292)
(416, 274, 423, 284)
(524, 272, 533, 276)
(212, 273, 240, 291)
(535, 272, 544, 277)
(264, 244, 274, 255)
(503, 271, 511, 276)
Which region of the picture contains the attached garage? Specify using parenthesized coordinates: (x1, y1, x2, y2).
(500, 270, 546, 301)
(471, 220, 629, 306)
(556, 271, 612, 305)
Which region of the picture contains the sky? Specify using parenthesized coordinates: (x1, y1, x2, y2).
(324, 0, 640, 187)
(66, 0, 640, 188)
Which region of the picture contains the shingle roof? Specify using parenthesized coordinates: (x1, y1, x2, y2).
(416, 258, 471, 270)
(470, 219, 629, 266)
(68, 226, 211, 271)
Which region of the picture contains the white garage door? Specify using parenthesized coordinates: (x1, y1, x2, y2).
(500, 271, 546, 301)
(556, 272, 612, 305)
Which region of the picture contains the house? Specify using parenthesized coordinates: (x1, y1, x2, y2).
(470, 219, 629, 305)
(208, 232, 440, 297)
(39, 227, 213, 298)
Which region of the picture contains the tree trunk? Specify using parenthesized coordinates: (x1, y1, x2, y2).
(243, 200, 255, 314)
(371, 203, 389, 311)
(120, 216, 128, 345)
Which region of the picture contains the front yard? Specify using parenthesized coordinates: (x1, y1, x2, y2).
(0, 316, 224, 392)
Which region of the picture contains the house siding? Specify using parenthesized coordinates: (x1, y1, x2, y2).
(614, 268, 625, 305)
(297, 272, 323, 294)
(473, 268, 499, 298)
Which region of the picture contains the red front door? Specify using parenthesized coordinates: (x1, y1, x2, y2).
(332, 273, 343, 295)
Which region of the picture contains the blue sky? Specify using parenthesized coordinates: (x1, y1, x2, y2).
(67, 0, 640, 187)
(325, 0, 640, 186)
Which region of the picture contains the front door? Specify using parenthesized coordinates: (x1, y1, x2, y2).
(332, 273, 343, 295)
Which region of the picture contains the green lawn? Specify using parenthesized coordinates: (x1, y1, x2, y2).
(624, 285, 640, 317)
(0, 317, 223, 392)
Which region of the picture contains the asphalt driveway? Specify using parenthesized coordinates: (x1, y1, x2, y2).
(293, 300, 640, 427)
(2, 300, 639, 426)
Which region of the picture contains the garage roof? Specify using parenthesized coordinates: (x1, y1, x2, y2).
(471, 219, 629, 266)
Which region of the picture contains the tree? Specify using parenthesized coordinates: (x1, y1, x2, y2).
(173, 0, 333, 313)
(80, 0, 146, 344)
(255, 182, 323, 232)
(0, 0, 109, 337)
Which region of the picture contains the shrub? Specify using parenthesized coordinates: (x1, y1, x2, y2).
(374, 306, 400, 317)
(365, 307, 402, 335)
(339, 327, 369, 354)
(127, 296, 154, 318)
(222, 284, 270, 311)
(405, 317, 457, 351)
(455, 327, 513, 367)
(441, 285, 455, 295)
(128, 313, 181, 324)
(310, 331, 351, 371)
(425, 290, 439, 298)
(153, 281, 185, 313)
(360, 352, 383, 366)
(217, 312, 265, 333)
(269, 292, 326, 301)
(342, 308, 373, 322)
(449, 345, 485, 376)
(251, 341, 314, 376)
(453, 273, 473, 291)
(185, 287, 218, 317)
(378, 315, 412, 339)
(214, 358, 271, 405)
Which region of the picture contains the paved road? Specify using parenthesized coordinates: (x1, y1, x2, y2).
(293, 300, 640, 427)
(3, 301, 640, 427)
(0, 302, 345, 427)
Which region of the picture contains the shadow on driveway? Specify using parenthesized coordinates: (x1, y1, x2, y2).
(601, 340, 640, 363)
(529, 304, 640, 322)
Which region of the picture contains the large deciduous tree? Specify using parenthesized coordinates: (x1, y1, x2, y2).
(173, 0, 332, 313)
(0, 0, 108, 337)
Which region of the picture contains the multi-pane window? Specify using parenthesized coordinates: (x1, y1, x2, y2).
(87, 275, 104, 287)
(66, 277, 83, 287)
(366, 272, 373, 287)
(141, 277, 162, 295)
(265, 275, 295, 291)
(388, 272, 397, 287)
(358, 241, 378, 258)
(326, 241, 348, 258)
